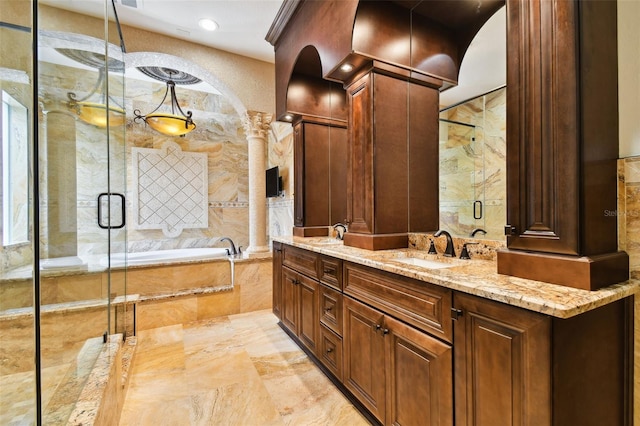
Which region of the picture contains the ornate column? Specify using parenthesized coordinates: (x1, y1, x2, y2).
(243, 111, 273, 256)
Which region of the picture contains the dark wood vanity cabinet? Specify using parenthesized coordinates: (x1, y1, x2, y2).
(272, 244, 632, 426)
(344, 296, 453, 425)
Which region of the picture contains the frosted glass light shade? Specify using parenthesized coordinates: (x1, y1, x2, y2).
(75, 102, 126, 128)
(145, 113, 196, 136)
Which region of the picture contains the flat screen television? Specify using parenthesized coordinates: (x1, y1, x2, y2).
(266, 166, 281, 197)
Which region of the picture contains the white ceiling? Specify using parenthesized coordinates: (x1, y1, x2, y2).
(42, 0, 505, 107)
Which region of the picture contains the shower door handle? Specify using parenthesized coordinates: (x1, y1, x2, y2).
(97, 193, 126, 229)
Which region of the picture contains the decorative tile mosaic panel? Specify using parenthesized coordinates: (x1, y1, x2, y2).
(132, 141, 208, 237)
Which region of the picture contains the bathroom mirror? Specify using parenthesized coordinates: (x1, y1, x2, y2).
(439, 87, 506, 241)
(2, 87, 30, 246)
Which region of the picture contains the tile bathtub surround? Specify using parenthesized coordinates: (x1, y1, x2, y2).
(119, 310, 368, 426)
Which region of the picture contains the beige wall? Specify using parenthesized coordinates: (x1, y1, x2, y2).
(618, 0, 640, 158)
(39, 5, 275, 115)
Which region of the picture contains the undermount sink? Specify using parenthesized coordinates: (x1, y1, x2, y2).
(393, 257, 455, 269)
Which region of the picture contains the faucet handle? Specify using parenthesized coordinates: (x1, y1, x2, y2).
(427, 239, 437, 254)
(459, 242, 479, 259)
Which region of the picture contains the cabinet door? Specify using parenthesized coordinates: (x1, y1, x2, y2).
(297, 273, 319, 352)
(272, 242, 283, 319)
(385, 315, 453, 426)
(343, 296, 386, 422)
(281, 267, 299, 333)
(453, 293, 551, 426)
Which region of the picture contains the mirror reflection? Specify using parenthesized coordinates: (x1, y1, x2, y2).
(439, 86, 506, 241)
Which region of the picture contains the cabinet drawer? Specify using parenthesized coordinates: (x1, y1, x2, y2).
(319, 284, 343, 336)
(318, 325, 343, 381)
(344, 262, 453, 343)
(283, 245, 318, 278)
(318, 255, 343, 290)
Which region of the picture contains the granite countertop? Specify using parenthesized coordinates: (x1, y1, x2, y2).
(273, 236, 640, 319)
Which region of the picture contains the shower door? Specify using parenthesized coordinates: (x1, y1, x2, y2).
(0, 1, 129, 424)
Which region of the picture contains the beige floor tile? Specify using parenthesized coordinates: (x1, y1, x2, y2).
(120, 311, 369, 426)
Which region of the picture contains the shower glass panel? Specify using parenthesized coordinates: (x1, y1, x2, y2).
(0, 5, 37, 423)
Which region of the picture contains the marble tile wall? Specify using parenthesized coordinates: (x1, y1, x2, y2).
(267, 121, 294, 241)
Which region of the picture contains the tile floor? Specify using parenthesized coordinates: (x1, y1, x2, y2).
(119, 309, 370, 425)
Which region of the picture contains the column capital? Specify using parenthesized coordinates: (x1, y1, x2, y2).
(243, 110, 273, 139)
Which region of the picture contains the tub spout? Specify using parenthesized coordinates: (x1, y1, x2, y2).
(219, 237, 238, 256)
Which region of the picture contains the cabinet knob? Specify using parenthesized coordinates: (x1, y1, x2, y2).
(382, 328, 389, 335)
(373, 324, 382, 332)
(323, 268, 333, 274)
(326, 348, 333, 353)
(325, 306, 333, 312)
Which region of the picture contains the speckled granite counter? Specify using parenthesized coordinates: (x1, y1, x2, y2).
(273, 236, 640, 319)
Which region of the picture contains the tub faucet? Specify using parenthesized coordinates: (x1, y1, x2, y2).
(434, 229, 456, 257)
(219, 237, 238, 256)
(332, 223, 348, 240)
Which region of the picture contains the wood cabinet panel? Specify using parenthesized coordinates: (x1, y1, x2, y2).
(282, 245, 318, 279)
(281, 266, 299, 333)
(319, 284, 343, 336)
(319, 325, 343, 381)
(453, 292, 552, 426)
(344, 262, 452, 343)
(505, 0, 619, 256)
(347, 72, 374, 235)
(298, 273, 319, 352)
(272, 242, 283, 319)
(343, 296, 386, 422)
(385, 315, 453, 426)
(318, 255, 342, 290)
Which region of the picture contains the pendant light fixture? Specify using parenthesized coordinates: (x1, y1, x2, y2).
(133, 67, 198, 136)
(61, 48, 126, 128)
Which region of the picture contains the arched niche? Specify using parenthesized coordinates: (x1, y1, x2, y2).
(285, 45, 347, 122)
(268, 0, 505, 119)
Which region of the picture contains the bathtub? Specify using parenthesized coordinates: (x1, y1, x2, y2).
(101, 247, 229, 267)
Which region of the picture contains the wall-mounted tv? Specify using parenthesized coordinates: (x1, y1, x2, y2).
(266, 166, 282, 198)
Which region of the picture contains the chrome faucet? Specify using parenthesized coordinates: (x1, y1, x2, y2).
(434, 229, 456, 257)
(332, 223, 348, 240)
(219, 237, 239, 256)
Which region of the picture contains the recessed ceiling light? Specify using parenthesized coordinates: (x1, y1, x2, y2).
(198, 18, 219, 31)
(340, 63, 353, 72)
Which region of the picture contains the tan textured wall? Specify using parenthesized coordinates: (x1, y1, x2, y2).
(38, 5, 275, 114)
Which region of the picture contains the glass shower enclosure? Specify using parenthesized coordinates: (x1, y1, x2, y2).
(0, 1, 129, 423)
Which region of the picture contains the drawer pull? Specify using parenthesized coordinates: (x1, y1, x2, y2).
(326, 348, 333, 353)
(325, 306, 333, 312)
(323, 268, 334, 274)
